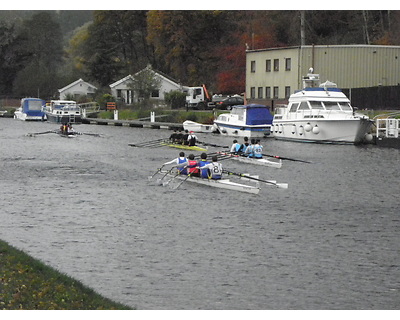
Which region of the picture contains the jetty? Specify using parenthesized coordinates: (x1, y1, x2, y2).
(82, 117, 183, 130)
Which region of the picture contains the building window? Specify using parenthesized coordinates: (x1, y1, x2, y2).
(274, 59, 279, 71)
(250, 87, 256, 99)
(285, 86, 291, 98)
(251, 61, 256, 73)
(258, 87, 263, 99)
(266, 87, 271, 99)
(273, 86, 279, 99)
(117, 89, 122, 98)
(266, 59, 271, 72)
(151, 90, 159, 98)
(285, 58, 291, 71)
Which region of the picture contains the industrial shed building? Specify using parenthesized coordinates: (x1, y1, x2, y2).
(246, 45, 400, 109)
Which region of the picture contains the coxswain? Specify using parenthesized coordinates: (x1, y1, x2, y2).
(198, 155, 223, 180)
(230, 139, 241, 154)
(187, 131, 197, 146)
(163, 151, 188, 175)
(198, 153, 210, 178)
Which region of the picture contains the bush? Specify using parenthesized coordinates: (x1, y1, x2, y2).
(164, 90, 186, 109)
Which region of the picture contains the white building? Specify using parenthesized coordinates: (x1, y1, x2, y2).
(58, 78, 97, 100)
(109, 66, 182, 105)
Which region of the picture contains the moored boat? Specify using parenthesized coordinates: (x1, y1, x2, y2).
(272, 71, 372, 144)
(159, 170, 261, 194)
(14, 98, 46, 121)
(213, 104, 273, 138)
(217, 152, 282, 168)
(42, 100, 82, 124)
(183, 120, 219, 133)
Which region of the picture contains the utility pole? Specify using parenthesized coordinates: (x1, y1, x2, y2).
(300, 10, 306, 46)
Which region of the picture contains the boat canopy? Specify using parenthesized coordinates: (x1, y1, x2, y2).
(21, 98, 45, 116)
(234, 104, 273, 125)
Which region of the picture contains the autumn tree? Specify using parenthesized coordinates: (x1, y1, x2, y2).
(147, 10, 237, 91)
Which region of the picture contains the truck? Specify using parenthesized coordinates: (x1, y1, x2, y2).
(184, 84, 222, 110)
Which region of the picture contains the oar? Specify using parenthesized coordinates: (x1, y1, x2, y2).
(262, 153, 311, 164)
(26, 130, 57, 137)
(129, 138, 166, 147)
(148, 165, 164, 180)
(173, 172, 193, 190)
(157, 166, 178, 185)
(75, 132, 101, 137)
(223, 170, 288, 189)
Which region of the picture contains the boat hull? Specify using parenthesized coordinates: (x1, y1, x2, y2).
(213, 122, 271, 138)
(183, 120, 218, 133)
(14, 111, 45, 121)
(161, 142, 207, 152)
(218, 152, 282, 168)
(44, 113, 82, 124)
(272, 118, 372, 144)
(160, 171, 260, 194)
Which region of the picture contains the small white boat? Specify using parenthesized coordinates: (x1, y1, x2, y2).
(14, 98, 46, 121)
(218, 152, 282, 168)
(272, 71, 372, 144)
(159, 170, 261, 194)
(213, 104, 273, 138)
(183, 120, 218, 133)
(42, 100, 82, 124)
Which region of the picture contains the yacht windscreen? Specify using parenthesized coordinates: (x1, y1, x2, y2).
(309, 101, 323, 110)
(289, 103, 299, 112)
(323, 102, 340, 110)
(339, 102, 352, 111)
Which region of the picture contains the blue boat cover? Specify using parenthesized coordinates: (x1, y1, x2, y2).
(22, 98, 46, 116)
(236, 104, 273, 125)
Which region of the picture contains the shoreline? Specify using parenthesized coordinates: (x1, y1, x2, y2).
(0, 239, 132, 310)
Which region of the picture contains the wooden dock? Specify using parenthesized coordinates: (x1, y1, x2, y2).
(82, 118, 183, 130)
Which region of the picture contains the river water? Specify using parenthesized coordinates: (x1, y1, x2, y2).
(0, 117, 399, 310)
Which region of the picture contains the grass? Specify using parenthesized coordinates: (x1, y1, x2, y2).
(0, 240, 132, 310)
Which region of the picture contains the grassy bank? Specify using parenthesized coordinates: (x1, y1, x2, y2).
(0, 240, 131, 310)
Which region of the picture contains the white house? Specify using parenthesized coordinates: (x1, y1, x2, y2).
(58, 78, 97, 100)
(109, 66, 182, 104)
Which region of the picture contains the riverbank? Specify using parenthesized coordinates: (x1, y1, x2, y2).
(0, 239, 131, 310)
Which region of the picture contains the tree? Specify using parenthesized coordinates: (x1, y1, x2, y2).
(70, 10, 154, 87)
(12, 12, 64, 98)
(129, 66, 161, 107)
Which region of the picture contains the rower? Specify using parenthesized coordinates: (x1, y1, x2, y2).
(163, 151, 188, 175)
(198, 153, 210, 178)
(238, 136, 249, 155)
(198, 155, 222, 180)
(252, 139, 263, 158)
(230, 139, 241, 154)
(177, 154, 200, 177)
(244, 139, 256, 157)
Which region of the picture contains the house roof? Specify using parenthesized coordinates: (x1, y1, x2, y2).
(109, 75, 134, 88)
(109, 66, 181, 89)
(58, 78, 97, 93)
